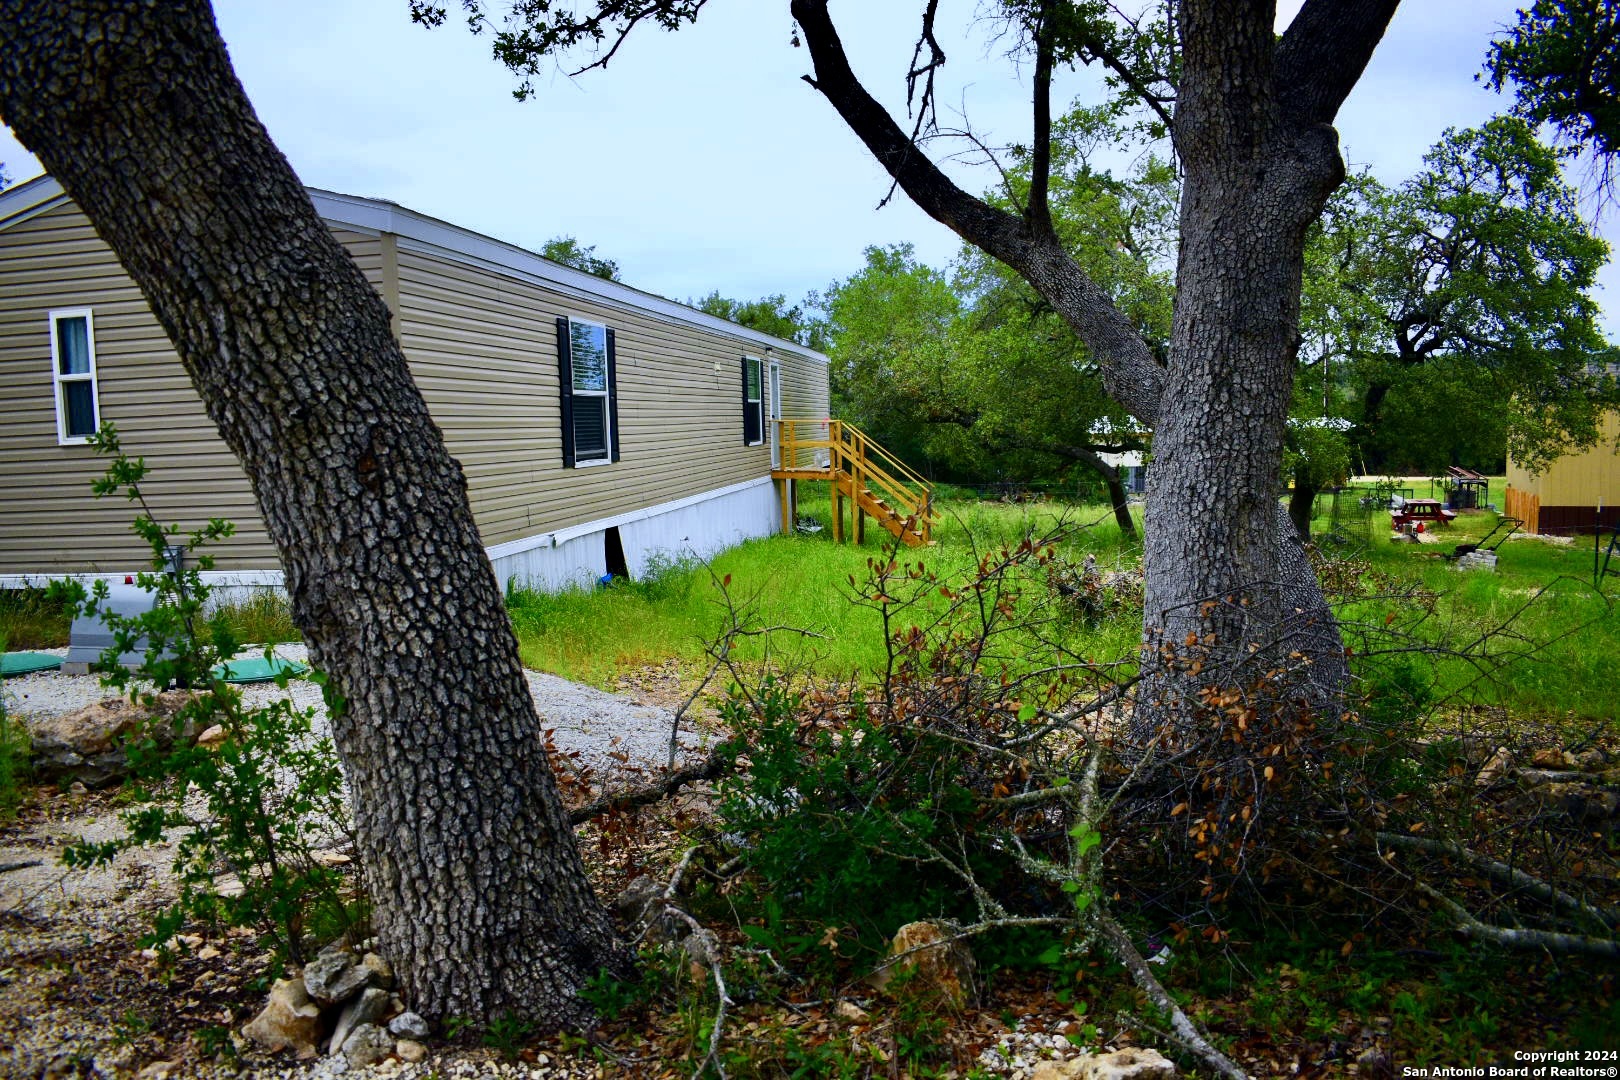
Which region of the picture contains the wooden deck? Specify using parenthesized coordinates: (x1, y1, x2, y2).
(771, 420, 936, 547)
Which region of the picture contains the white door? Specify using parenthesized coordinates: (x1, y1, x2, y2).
(768, 359, 783, 469)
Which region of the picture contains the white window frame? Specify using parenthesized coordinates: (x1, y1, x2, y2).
(569, 318, 612, 466)
(49, 307, 99, 446)
(744, 355, 764, 446)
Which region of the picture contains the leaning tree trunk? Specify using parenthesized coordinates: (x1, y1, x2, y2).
(1064, 444, 1138, 540)
(0, 0, 629, 1027)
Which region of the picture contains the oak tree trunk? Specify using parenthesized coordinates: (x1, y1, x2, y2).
(789, 0, 1389, 727)
(0, 0, 630, 1027)
(1136, 0, 1353, 715)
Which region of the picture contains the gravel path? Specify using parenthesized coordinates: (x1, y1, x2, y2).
(2, 644, 708, 777)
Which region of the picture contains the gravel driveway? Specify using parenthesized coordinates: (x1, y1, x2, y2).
(2, 643, 709, 778)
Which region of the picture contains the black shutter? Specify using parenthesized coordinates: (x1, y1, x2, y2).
(742, 356, 761, 446)
(606, 328, 620, 463)
(556, 316, 575, 468)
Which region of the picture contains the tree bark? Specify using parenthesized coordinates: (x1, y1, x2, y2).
(789, 0, 1397, 717)
(0, 0, 629, 1027)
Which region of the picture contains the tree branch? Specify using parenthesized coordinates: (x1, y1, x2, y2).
(1273, 0, 1402, 127)
(1027, 0, 1057, 238)
(1092, 910, 1251, 1080)
(1417, 883, 1620, 960)
(789, 0, 1166, 424)
(1376, 831, 1620, 930)
(569, 739, 739, 825)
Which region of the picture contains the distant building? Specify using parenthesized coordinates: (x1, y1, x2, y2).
(1505, 413, 1620, 535)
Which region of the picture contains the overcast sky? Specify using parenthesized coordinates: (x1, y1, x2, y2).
(3, 1, 1612, 330)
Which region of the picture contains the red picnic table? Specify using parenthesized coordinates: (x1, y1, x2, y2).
(1390, 498, 1457, 529)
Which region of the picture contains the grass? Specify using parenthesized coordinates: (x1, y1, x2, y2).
(1301, 481, 1620, 722)
(0, 586, 301, 653)
(509, 484, 1619, 725)
(0, 588, 70, 649)
(507, 490, 1145, 686)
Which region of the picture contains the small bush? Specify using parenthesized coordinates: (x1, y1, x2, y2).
(53, 425, 357, 965)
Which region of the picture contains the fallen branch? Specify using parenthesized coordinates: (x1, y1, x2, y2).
(1417, 883, 1620, 960)
(1091, 910, 1251, 1080)
(570, 739, 740, 825)
(1376, 831, 1620, 929)
(0, 860, 43, 874)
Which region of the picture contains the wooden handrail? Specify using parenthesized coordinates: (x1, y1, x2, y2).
(774, 418, 937, 545)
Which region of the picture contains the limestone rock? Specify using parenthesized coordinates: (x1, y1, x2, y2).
(303, 944, 372, 1006)
(1474, 747, 1512, 788)
(388, 1011, 430, 1039)
(868, 921, 976, 1007)
(341, 1023, 395, 1067)
(329, 987, 391, 1056)
(361, 951, 395, 990)
(135, 1062, 183, 1079)
(196, 724, 227, 748)
(242, 977, 323, 1059)
(396, 1039, 428, 1064)
(1031, 1048, 1177, 1080)
(26, 691, 197, 788)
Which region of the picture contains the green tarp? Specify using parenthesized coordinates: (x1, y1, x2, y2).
(212, 657, 309, 684)
(0, 652, 63, 677)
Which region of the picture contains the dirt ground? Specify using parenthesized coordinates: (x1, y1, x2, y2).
(0, 660, 711, 1080)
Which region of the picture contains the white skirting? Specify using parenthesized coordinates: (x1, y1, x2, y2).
(490, 477, 781, 591)
(0, 477, 784, 599)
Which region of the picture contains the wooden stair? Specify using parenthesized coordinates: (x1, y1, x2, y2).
(771, 420, 937, 547)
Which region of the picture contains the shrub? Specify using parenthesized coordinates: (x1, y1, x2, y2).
(52, 425, 357, 965)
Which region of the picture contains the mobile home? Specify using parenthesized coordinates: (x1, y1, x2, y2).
(0, 175, 830, 592)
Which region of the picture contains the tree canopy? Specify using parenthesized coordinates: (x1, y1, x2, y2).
(1487, 0, 1620, 192)
(540, 235, 622, 280)
(1299, 117, 1614, 480)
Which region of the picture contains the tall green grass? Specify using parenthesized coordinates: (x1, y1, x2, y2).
(509, 493, 1145, 687)
(0, 588, 70, 649)
(1338, 512, 1620, 722)
(508, 490, 1618, 728)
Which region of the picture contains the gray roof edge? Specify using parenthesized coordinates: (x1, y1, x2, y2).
(0, 174, 828, 366)
(308, 187, 830, 366)
(0, 174, 67, 227)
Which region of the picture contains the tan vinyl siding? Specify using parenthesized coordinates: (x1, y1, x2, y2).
(0, 203, 388, 575)
(2, 188, 829, 577)
(396, 247, 787, 546)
